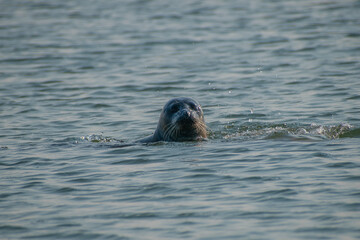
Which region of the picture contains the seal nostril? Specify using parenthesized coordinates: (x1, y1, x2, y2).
(184, 109, 191, 118)
(177, 109, 193, 123)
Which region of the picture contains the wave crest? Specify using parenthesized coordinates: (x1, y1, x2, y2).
(217, 123, 357, 141)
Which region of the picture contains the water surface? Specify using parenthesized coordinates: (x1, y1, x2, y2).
(1, 0, 360, 239)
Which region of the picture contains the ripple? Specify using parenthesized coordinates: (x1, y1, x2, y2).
(55, 187, 77, 193)
(0, 225, 28, 233)
(95, 212, 159, 219)
(325, 162, 359, 169)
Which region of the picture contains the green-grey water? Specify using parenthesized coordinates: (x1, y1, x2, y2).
(1, 0, 360, 239)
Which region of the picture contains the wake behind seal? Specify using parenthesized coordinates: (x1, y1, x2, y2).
(138, 97, 207, 143)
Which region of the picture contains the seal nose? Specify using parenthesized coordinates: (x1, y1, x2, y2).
(184, 109, 191, 118)
(178, 109, 193, 122)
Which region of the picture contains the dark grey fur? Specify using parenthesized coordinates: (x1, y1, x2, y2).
(138, 97, 207, 143)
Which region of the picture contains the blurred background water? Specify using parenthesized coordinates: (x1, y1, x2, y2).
(1, 0, 360, 239)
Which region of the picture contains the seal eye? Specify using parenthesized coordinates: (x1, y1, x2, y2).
(170, 104, 180, 113)
(188, 102, 200, 112)
(188, 102, 196, 110)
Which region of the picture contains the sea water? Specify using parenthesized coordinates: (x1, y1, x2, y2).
(1, 0, 360, 239)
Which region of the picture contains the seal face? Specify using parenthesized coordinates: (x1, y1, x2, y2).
(139, 97, 207, 143)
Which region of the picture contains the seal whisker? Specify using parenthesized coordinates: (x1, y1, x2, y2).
(163, 123, 176, 141)
(166, 126, 175, 141)
(162, 125, 172, 141)
(174, 127, 180, 140)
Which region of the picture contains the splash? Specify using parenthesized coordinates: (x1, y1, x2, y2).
(217, 122, 357, 141)
(312, 123, 353, 139)
(80, 134, 117, 143)
(52, 134, 124, 146)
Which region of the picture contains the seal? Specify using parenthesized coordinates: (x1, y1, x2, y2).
(138, 97, 207, 143)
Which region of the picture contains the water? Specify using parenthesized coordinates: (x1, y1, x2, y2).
(1, 0, 360, 239)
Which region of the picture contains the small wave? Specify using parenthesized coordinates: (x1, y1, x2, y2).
(80, 134, 118, 143)
(51, 134, 127, 148)
(338, 127, 360, 138)
(218, 123, 356, 141)
(313, 123, 353, 139)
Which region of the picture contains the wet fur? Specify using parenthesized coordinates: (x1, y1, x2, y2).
(138, 97, 207, 143)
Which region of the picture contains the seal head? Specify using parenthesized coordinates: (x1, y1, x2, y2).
(139, 97, 207, 142)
